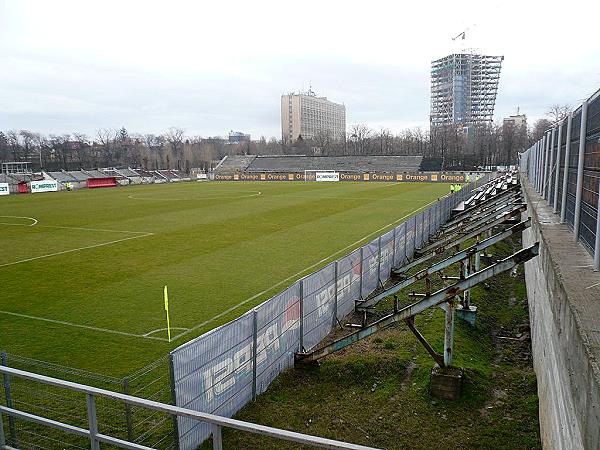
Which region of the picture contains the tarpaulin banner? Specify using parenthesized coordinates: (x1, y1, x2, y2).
(214, 172, 467, 183)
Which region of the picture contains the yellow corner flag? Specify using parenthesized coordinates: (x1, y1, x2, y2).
(164, 285, 171, 342)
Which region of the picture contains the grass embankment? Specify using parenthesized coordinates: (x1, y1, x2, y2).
(206, 237, 541, 450)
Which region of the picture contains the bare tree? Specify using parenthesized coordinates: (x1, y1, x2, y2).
(348, 124, 372, 155)
(547, 104, 572, 126)
(164, 127, 185, 169)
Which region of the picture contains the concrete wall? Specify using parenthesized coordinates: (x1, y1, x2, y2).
(522, 181, 600, 449)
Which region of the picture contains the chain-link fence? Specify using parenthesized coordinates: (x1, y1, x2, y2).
(520, 87, 600, 267)
(170, 180, 482, 450)
(0, 351, 176, 449)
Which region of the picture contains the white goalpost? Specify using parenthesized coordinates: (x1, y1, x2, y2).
(303, 170, 340, 182)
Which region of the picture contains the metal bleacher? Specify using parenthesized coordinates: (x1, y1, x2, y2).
(214, 155, 257, 173)
(84, 169, 109, 178)
(48, 171, 76, 182)
(242, 155, 425, 173)
(67, 170, 92, 181)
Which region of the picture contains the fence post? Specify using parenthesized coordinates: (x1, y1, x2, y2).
(573, 101, 589, 241)
(122, 377, 134, 442)
(376, 236, 382, 285)
(547, 127, 556, 202)
(404, 219, 408, 262)
(252, 309, 258, 400)
(543, 131, 551, 198)
(358, 247, 364, 299)
(333, 261, 339, 327)
(0, 405, 5, 447)
(299, 279, 304, 351)
(538, 139, 543, 192)
(392, 226, 397, 267)
(553, 123, 563, 213)
(594, 179, 600, 271)
(561, 114, 573, 223)
(412, 216, 417, 255)
(1, 352, 16, 446)
(427, 207, 432, 240)
(212, 424, 223, 450)
(86, 393, 101, 450)
(168, 353, 180, 450)
(534, 142, 539, 189)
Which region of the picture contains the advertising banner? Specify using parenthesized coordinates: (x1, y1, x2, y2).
(302, 263, 336, 351)
(214, 172, 467, 183)
(30, 180, 58, 193)
(0, 183, 9, 195)
(315, 172, 339, 182)
(361, 238, 380, 298)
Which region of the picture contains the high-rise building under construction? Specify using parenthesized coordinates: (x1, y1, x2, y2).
(430, 53, 503, 131)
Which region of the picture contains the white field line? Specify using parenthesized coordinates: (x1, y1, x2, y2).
(0, 216, 38, 226)
(143, 327, 189, 337)
(0, 310, 169, 342)
(0, 232, 154, 268)
(128, 191, 262, 201)
(171, 197, 439, 342)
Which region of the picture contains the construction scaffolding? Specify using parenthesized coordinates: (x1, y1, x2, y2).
(430, 53, 503, 131)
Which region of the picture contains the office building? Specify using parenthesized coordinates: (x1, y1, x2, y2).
(281, 89, 346, 143)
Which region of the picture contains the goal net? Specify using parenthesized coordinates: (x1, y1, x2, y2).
(303, 170, 340, 182)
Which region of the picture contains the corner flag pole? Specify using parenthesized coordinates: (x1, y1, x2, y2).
(164, 285, 171, 342)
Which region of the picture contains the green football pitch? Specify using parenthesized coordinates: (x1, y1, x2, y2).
(0, 181, 450, 377)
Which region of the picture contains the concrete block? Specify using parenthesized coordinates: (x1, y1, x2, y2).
(430, 365, 463, 400)
(455, 305, 477, 326)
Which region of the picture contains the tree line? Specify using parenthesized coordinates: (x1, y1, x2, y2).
(0, 106, 569, 172)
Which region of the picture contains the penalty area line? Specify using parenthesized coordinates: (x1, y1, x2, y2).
(171, 197, 439, 342)
(0, 310, 169, 342)
(0, 232, 154, 268)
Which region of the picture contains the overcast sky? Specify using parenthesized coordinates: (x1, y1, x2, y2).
(1, 0, 599, 139)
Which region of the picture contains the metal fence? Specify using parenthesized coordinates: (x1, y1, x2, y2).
(170, 179, 484, 450)
(520, 87, 600, 269)
(0, 351, 176, 449)
(0, 365, 378, 450)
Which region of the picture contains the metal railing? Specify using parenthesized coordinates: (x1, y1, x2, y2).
(0, 365, 378, 450)
(520, 87, 600, 270)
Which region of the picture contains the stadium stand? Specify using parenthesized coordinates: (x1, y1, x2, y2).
(246, 155, 424, 173)
(419, 157, 445, 172)
(214, 155, 257, 173)
(100, 168, 130, 185)
(213, 155, 445, 174)
(68, 170, 92, 181)
(158, 170, 180, 181)
(48, 171, 76, 183)
(134, 168, 156, 183)
(116, 168, 143, 184)
(84, 169, 109, 178)
(171, 170, 190, 181)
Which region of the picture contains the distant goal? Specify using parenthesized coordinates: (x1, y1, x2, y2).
(303, 170, 340, 182)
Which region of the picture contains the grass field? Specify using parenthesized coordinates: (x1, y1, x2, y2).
(0, 181, 450, 377)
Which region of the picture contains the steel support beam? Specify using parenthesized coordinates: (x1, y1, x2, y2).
(394, 205, 527, 276)
(418, 204, 527, 257)
(298, 244, 539, 362)
(359, 219, 531, 309)
(405, 317, 445, 367)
